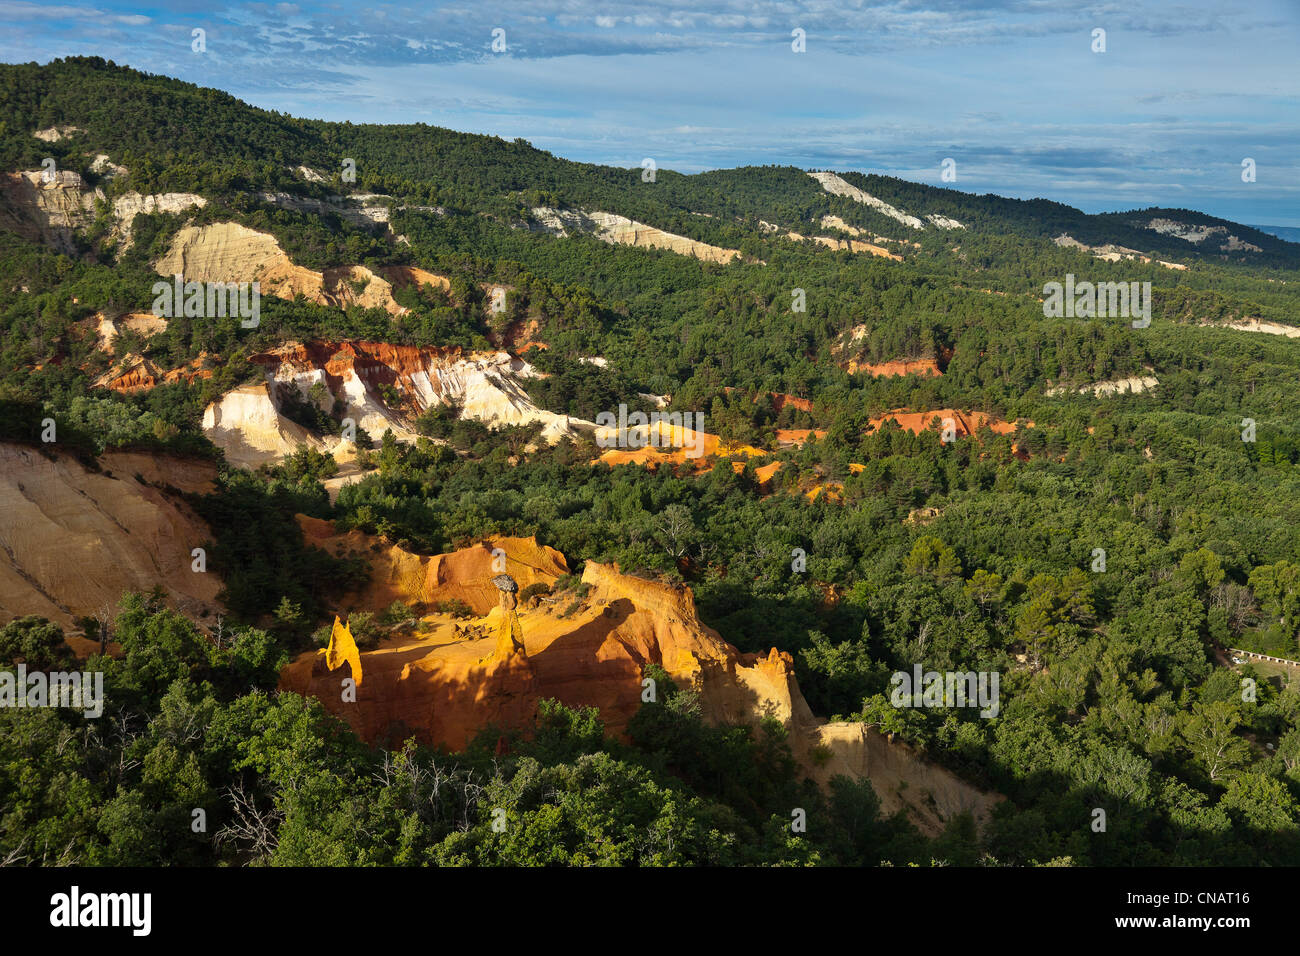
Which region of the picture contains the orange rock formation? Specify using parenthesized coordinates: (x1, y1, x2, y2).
(280, 531, 999, 833)
(296, 517, 566, 614)
(593, 420, 766, 469)
(95, 353, 214, 393)
(324, 616, 363, 685)
(868, 408, 1019, 438)
(848, 357, 944, 378)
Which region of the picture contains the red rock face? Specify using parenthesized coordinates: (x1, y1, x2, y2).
(250, 339, 504, 400)
(162, 355, 214, 386)
(103, 360, 158, 392)
(253, 339, 452, 378)
(95, 354, 213, 393)
(868, 408, 1019, 438)
(768, 392, 814, 414)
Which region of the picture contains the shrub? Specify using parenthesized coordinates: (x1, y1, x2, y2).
(433, 598, 476, 619)
(552, 574, 591, 599)
(519, 582, 551, 602)
(380, 600, 412, 625)
(348, 611, 380, 649)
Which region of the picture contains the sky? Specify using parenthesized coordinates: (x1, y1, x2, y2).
(4, 0, 1297, 227)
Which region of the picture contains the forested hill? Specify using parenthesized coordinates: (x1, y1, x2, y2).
(4, 57, 1295, 266)
(3, 56, 1300, 868)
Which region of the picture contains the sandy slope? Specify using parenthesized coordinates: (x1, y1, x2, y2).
(531, 206, 742, 263)
(155, 222, 448, 315)
(201, 382, 341, 467)
(0, 443, 222, 626)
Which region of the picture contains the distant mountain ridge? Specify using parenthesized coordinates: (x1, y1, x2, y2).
(3, 56, 1295, 269)
(1252, 224, 1300, 243)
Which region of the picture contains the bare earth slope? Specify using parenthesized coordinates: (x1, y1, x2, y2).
(201, 382, 336, 467)
(155, 222, 444, 315)
(201, 341, 587, 465)
(531, 206, 742, 263)
(0, 443, 223, 626)
(808, 171, 964, 230)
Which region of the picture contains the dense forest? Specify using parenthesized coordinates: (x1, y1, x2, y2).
(2, 58, 1300, 866)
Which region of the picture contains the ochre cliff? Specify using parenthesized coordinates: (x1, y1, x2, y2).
(848, 358, 943, 377)
(280, 528, 999, 833)
(0, 443, 222, 626)
(296, 518, 567, 614)
(868, 408, 1021, 438)
(201, 382, 339, 466)
(154, 222, 449, 315)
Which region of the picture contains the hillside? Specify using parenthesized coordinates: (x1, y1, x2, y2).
(0, 442, 221, 626)
(1, 57, 1300, 869)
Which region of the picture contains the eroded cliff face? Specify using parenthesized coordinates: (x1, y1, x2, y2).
(251, 340, 582, 444)
(0, 166, 207, 256)
(807, 172, 964, 231)
(279, 532, 807, 748)
(110, 191, 205, 247)
(1044, 375, 1159, 397)
(198, 340, 589, 466)
(154, 222, 450, 315)
(803, 723, 998, 833)
(1053, 233, 1188, 270)
(201, 382, 342, 467)
(531, 207, 743, 263)
(296, 519, 567, 615)
(95, 312, 169, 353)
(0, 443, 222, 626)
(0, 170, 100, 255)
(847, 358, 943, 377)
(868, 408, 1020, 438)
(279, 527, 999, 834)
(781, 226, 903, 260)
(1144, 217, 1261, 253)
(95, 352, 213, 393)
(832, 327, 947, 378)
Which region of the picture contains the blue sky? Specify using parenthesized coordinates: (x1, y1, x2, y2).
(4, 0, 1297, 226)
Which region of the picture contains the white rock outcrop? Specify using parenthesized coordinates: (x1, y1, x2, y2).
(1045, 375, 1159, 397)
(530, 207, 742, 263)
(808, 171, 925, 229)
